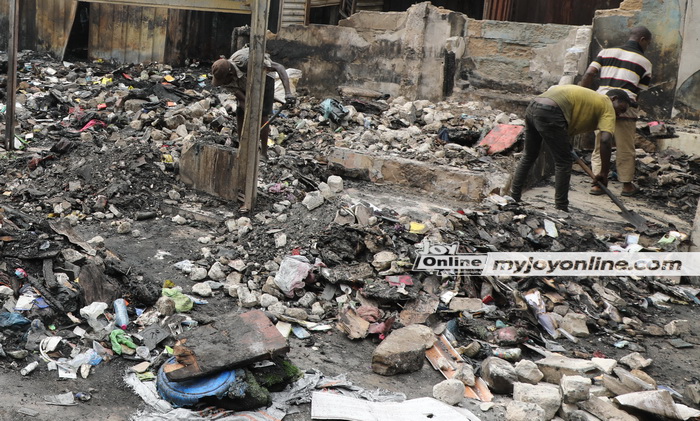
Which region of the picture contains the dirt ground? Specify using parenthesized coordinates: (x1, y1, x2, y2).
(2, 54, 700, 421)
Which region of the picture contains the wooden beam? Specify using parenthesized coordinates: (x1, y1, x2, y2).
(4, 0, 19, 151)
(234, 0, 270, 212)
(79, 0, 251, 14)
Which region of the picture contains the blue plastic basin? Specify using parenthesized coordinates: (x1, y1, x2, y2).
(157, 357, 243, 407)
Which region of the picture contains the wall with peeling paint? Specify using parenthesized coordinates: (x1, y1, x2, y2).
(269, 2, 586, 101)
(675, 0, 700, 120)
(590, 0, 686, 119)
(268, 2, 468, 101)
(462, 20, 590, 94)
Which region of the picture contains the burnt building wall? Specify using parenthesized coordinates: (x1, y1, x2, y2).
(591, 0, 685, 119)
(268, 2, 469, 101)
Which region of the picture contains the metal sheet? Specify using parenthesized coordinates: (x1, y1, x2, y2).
(88, 3, 239, 65)
(33, 0, 78, 59)
(280, 0, 307, 27)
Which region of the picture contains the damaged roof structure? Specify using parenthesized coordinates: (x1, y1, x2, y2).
(2, 0, 700, 421)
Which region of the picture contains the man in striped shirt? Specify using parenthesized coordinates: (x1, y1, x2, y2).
(580, 26, 652, 197)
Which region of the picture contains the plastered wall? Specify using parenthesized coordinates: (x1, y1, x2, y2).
(675, 0, 700, 119)
(268, 2, 587, 101)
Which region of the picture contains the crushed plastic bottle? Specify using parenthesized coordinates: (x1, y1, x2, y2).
(113, 298, 129, 330)
(21, 361, 39, 376)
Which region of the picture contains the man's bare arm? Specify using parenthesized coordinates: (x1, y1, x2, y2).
(269, 61, 293, 102)
(580, 66, 599, 89)
(595, 131, 613, 185)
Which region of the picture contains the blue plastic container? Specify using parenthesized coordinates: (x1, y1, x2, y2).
(156, 357, 244, 407)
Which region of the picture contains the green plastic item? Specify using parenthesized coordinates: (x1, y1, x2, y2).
(110, 328, 137, 355)
(162, 288, 194, 312)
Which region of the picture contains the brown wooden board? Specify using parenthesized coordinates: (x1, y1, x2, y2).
(165, 309, 289, 382)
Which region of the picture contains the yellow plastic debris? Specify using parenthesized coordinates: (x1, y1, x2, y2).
(409, 222, 428, 234)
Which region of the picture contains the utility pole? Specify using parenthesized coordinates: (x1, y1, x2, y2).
(234, 0, 270, 212)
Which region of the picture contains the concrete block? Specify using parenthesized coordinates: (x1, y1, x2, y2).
(238, 286, 260, 308)
(569, 410, 603, 421)
(591, 358, 617, 374)
(506, 401, 547, 421)
(536, 355, 599, 384)
(302, 191, 324, 210)
(515, 359, 544, 384)
(454, 362, 476, 387)
(630, 369, 656, 388)
(433, 379, 465, 405)
(371, 324, 435, 376)
(612, 368, 655, 391)
(561, 312, 590, 337)
(664, 319, 690, 336)
(285, 307, 308, 320)
(619, 352, 652, 370)
(327, 175, 344, 192)
(589, 385, 609, 398)
(190, 267, 208, 281)
(685, 384, 700, 405)
(208, 262, 227, 281)
(577, 397, 639, 421)
(559, 402, 579, 420)
(191, 282, 213, 297)
(561, 375, 592, 404)
(327, 147, 491, 201)
(448, 297, 484, 312)
(513, 381, 563, 420)
(259, 293, 279, 308)
(602, 374, 637, 396)
(481, 357, 518, 394)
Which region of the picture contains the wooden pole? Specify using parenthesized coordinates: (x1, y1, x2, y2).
(234, 0, 270, 212)
(5, 0, 20, 151)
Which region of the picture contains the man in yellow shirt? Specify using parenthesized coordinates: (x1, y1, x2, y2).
(509, 85, 632, 212)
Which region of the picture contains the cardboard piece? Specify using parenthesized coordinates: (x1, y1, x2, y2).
(311, 392, 481, 421)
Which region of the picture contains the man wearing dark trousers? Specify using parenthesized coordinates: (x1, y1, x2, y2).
(509, 85, 632, 212)
(211, 46, 296, 159)
(581, 26, 652, 197)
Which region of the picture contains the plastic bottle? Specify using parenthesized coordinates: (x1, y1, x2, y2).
(20, 361, 39, 376)
(113, 298, 129, 330)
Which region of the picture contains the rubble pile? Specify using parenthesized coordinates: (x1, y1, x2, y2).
(634, 147, 700, 218)
(1, 52, 700, 421)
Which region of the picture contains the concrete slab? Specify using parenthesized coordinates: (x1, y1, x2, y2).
(519, 171, 691, 235)
(657, 131, 700, 156)
(328, 147, 499, 201)
(166, 309, 289, 381)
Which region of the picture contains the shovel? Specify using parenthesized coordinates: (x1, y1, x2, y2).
(571, 150, 648, 233)
(260, 101, 291, 131)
